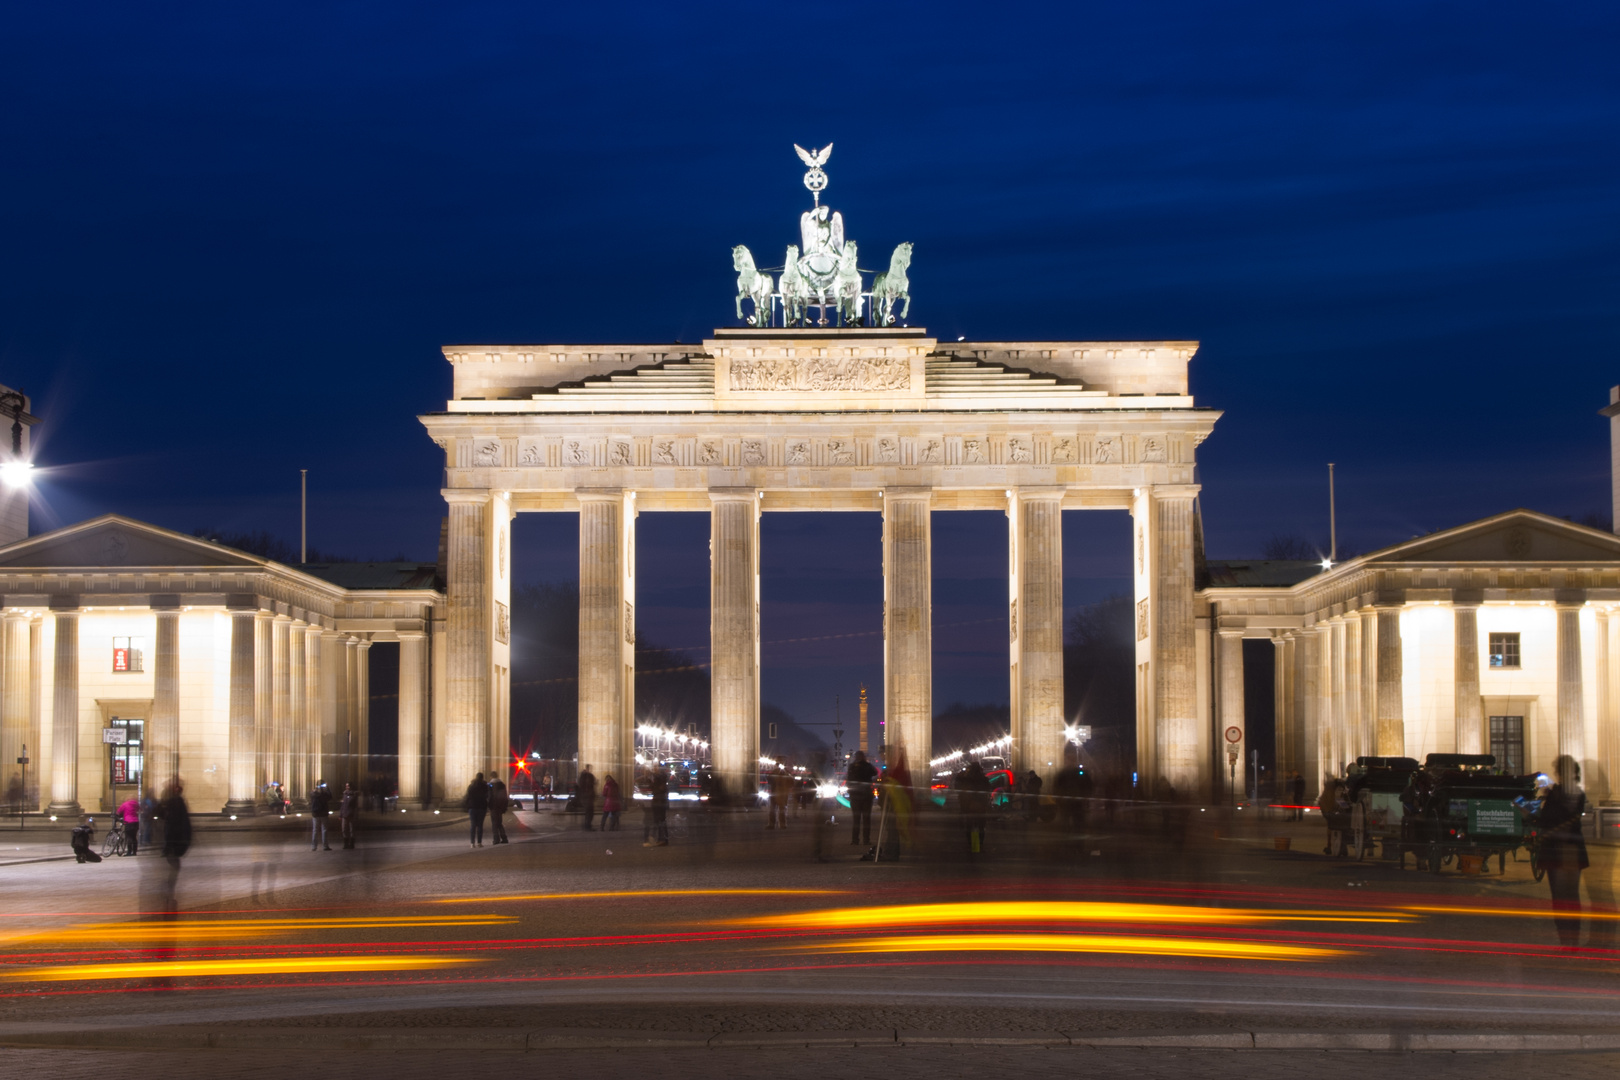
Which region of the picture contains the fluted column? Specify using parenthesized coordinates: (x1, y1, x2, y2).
(1595, 610, 1611, 802)
(343, 637, 360, 787)
(149, 602, 180, 793)
(578, 490, 636, 789)
(27, 617, 41, 810)
(1328, 616, 1346, 777)
(47, 602, 81, 815)
(1317, 623, 1335, 785)
(224, 602, 258, 814)
(355, 639, 372, 786)
(1556, 599, 1585, 765)
(1375, 604, 1404, 756)
(885, 488, 933, 776)
(304, 625, 324, 794)
(444, 491, 490, 791)
(1297, 626, 1321, 798)
(709, 490, 758, 801)
(288, 622, 306, 802)
(2, 613, 30, 809)
(254, 611, 273, 799)
(1008, 489, 1062, 781)
(1358, 609, 1377, 760)
(1343, 614, 1362, 762)
(1146, 487, 1200, 796)
(270, 615, 290, 796)
(1454, 601, 1483, 755)
(319, 630, 342, 788)
(1216, 629, 1245, 797)
(397, 630, 426, 806)
(1602, 611, 1620, 803)
(1271, 633, 1292, 780)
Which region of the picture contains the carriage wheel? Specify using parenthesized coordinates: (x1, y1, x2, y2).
(1530, 848, 1544, 883)
(1351, 805, 1368, 861)
(1328, 828, 1345, 858)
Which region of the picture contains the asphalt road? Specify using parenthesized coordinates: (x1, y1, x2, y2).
(1, 803, 1617, 1077)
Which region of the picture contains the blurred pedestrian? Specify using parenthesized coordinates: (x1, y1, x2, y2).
(600, 773, 621, 831)
(338, 782, 358, 849)
(1291, 771, 1306, 821)
(308, 780, 333, 851)
(846, 751, 877, 847)
(1536, 754, 1589, 948)
(650, 765, 670, 846)
(118, 793, 141, 856)
(958, 761, 992, 854)
(767, 763, 789, 829)
(1020, 768, 1044, 821)
(489, 778, 511, 844)
(576, 764, 597, 831)
(466, 772, 489, 847)
(139, 790, 156, 846)
(155, 777, 191, 914)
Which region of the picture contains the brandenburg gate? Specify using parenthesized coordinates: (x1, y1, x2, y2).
(419, 147, 1221, 799)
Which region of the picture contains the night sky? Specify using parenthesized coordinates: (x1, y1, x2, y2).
(2, 3, 1617, 737)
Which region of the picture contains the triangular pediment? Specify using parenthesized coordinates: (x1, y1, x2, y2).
(0, 515, 266, 570)
(1365, 510, 1620, 565)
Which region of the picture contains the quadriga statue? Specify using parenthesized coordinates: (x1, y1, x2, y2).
(871, 242, 912, 326)
(731, 245, 774, 327)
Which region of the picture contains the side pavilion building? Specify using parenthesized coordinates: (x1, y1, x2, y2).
(0, 516, 444, 815)
(1201, 509, 1620, 803)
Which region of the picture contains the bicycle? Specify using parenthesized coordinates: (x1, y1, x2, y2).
(101, 818, 127, 858)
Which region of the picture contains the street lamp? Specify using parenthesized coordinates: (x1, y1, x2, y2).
(0, 390, 32, 488)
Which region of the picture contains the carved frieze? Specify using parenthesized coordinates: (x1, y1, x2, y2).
(1051, 437, 1077, 463)
(742, 439, 766, 465)
(496, 600, 511, 645)
(1008, 437, 1032, 463)
(473, 439, 502, 467)
(728, 355, 910, 392)
(828, 439, 855, 465)
(876, 436, 899, 463)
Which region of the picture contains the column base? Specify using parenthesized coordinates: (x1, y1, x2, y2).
(221, 799, 258, 817)
(46, 800, 84, 818)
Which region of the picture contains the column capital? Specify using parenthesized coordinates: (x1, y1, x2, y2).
(148, 594, 182, 611)
(441, 488, 492, 506)
(1216, 627, 1245, 639)
(576, 487, 629, 502)
(1554, 589, 1587, 609)
(48, 594, 80, 612)
(882, 486, 933, 501)
(1009, 486, 1066, 502)
(1145, 483, 1200, 501)
(1452, 590, 1484, 608)
(707, 487, 759, 504)
(356, 639, 373, 652)
(272, 612, 293, 624)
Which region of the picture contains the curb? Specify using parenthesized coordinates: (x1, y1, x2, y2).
(4, 1027, 1620, 1053)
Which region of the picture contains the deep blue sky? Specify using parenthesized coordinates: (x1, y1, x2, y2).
(2, 2, 1617, 731)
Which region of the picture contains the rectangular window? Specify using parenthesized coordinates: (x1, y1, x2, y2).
(1487, 632, 1520, 669)
(1489, 715, 1523, 774)
(109, 716, 144, 788)
(112, 636, 146, 673)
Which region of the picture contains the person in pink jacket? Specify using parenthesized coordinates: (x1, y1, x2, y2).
(117, 795, 141, 856)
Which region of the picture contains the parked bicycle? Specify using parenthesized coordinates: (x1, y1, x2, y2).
(100, 818, 127, 858)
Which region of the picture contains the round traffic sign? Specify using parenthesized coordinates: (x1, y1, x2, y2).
(1224, 726, 1242, 744)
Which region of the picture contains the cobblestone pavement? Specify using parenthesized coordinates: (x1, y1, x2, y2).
(15, 1046, 1620, 1080)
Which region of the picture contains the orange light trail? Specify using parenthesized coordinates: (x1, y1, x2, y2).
(1400, 904, 1620, 921)
(727, 900, 1410, 929)
(2, 915, 516, 945)
(790, 933, 1345, 961)
(3, 954, 484, 982)
(436, 889, 844, 904)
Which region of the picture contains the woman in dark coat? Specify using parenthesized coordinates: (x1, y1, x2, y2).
(488, 779, 510, 844)
(1535, 754, 1589, 948)
(465, 772, 489, 848)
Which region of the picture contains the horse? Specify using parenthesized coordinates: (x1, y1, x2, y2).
(871, 242, 913, 326)
(835, 241, 863, 325)
(779, 245, 808, 326)
(732, 245, 774, 326)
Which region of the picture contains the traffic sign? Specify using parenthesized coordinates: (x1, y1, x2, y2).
(102, 728, 126, 745)
(1224, 725, 1242, 744)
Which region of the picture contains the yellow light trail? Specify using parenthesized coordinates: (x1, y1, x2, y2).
(727, 901, 1409, 929)
(436, 889, 845, 904)
(795, 933, 1344, 962)
(3, 915, 516, 945)
(3, 955, 483, 982)
(1400, 904, 1620, 921)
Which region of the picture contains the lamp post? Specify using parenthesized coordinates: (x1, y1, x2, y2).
(0, 390, 32, 489)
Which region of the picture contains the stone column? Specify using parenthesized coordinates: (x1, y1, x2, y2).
(1009, 489, 1063, 780)
(1358, 609, 1377, 760)
(319, 630, 342, 789)
(254, 611, 273, 800)
(1555, 598, 1585, 766)
(27, 617, 41, 810)
(271, 615, 290, 796)
(2, 613, 30, 809)
(884, 489, 933, 780)
(356, 639, 372, 786)
(344, 638, 361, 787)
(1216, 628, 1245, 798)
(1328, 617, 1346, 778)
(1343, 614, 1362, 762)
(444, 492, 490, 792)
(47, 601, 81, 815)
(1595, 610, 1611, 802)
(288, 622, 306, 802)
(709, 490, 758, 802)
(1375, 604, 1404, 756)
(1297, 627, 1320, 798)
(304, 625, 324, 796)
(1602, 611, 1620, 803)
(149, 601, 180, 793)
(1150, 487, 1200, 796)
(1317, 623, 1335, 787)
(578, 490, 636, 790)
(1271, 634, 1292, 780)
(1453, 600, 1483, 755)
(224, 602, 258, 815)
(397, 630, 426, 806)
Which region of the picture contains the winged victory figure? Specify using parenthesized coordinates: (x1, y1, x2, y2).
(794, 143, 833, 168)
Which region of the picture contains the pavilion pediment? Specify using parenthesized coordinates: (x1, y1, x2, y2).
(0, 516, 262, 570)
(1370, 511, 1620, 565)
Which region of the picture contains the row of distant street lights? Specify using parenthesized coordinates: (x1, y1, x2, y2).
(929, 734, 1015, 771)
(635, 724, 710, 765)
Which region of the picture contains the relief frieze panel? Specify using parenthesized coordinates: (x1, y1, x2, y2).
(728, 355, 910, 392)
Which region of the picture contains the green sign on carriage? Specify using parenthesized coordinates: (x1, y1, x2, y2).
(1467, 799, 1520, 836)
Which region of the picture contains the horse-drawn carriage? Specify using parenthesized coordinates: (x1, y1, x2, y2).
(1395, 753, 1538, 874)
(1337, 756, 1421, 860)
